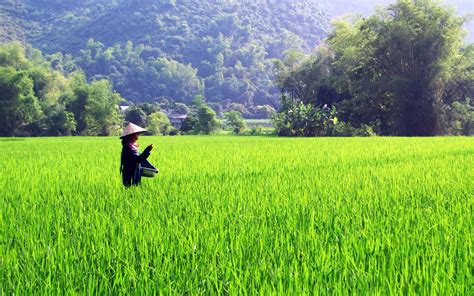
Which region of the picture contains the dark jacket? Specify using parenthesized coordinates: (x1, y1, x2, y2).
(120, 145, 151, 187)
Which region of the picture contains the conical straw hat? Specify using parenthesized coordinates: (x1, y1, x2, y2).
(120, 122, 147, 138)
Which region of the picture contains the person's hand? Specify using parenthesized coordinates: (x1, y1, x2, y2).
(144, 144, 153, 153)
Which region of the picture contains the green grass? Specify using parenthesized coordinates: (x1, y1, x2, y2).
(1, 136, 473, 294)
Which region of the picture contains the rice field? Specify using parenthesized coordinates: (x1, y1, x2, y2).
(0, 136, 473, 294)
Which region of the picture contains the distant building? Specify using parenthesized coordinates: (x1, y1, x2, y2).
(165, 111, 187, 130)
(119, 106, 187, 129)
(119, 105, 129, 113)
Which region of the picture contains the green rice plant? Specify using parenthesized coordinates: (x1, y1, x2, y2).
(0, 136, 473, 294)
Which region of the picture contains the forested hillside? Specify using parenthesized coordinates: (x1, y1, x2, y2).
(0, 0, 330, 114)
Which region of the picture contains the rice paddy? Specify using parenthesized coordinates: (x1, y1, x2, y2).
(0, 136, 473, 294)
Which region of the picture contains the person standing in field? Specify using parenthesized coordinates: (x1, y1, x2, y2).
(120, 122, 153, 187)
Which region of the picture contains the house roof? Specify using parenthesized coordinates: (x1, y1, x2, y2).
(169, 114, 187, 119)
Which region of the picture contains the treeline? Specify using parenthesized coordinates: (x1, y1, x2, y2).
(0, 42, 122, 136)
(274, 0, 473, 136)
(0, 42, 246, 137)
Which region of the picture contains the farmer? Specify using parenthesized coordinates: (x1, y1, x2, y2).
(120, 122, 153, 187)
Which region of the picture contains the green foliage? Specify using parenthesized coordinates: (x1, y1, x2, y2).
(179, 115, 198, 134)
(331, 122, 376, 137)
(224, 111, 246, 134)
(124, 106, 147, 128)
(191, 95, 206, 109)
(0, 66, 42, 136)
(47, 110, 76, 136)
(443, 44, 474, 106)
(242, 125, 275, 136)
(275, 46, 338, 106)
(368, 0, 463, 135)
(82, 80, 122, 136)
(277, 0, 472, 136)
(0, 42, 123, 136)
(0, 41, 27, 68)
(148, 111, 172, 136)
(66, 78, 123, 136)
(273, 94, 337, 137)
(446, 98, 474, 135)
(196, 105, 219, 135)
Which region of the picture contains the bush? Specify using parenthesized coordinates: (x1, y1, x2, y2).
(169, 128, 180, 136)
(272, 94, 337, 137)
(331, 122, 376, 137)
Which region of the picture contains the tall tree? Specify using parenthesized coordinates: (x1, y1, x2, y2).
(0, 67, 42, 136)
(277, 0, 470, 136)
(83, 80, 123, 136)
(196, 105, 219, 135)
(368, 0, 464, 135)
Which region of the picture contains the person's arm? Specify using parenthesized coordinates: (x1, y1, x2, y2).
(125, 144, 153, 163)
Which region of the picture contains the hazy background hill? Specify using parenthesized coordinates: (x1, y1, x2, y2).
(0, 0, 329, 53)
(0, 0, 472, 114)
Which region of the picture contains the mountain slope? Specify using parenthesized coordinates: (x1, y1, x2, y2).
(0, 0, 330, 109)
(1, 0, 329, 54)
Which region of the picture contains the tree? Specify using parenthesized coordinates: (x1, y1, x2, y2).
(196, 105, 219, 134)
(148, 111, 172, 135)
(447, 98, 474, 135)
(1, 0, 335, 113)
(173, 102, 190, 114)
(442, 44, 474, 106)
(251, 105, 276, 119)
(141, 57, 204, 104)
(66, 85, 88, 134)
(368, 0, 464, 136)
(67, 79, 123, 136)
(0, 42, 124, 137)
(138, 103, 161, 117)
(0, 67, 42, 136)
(83, 80, 123, 136)
(125, 106, 147, 127)
(275, 46, 341, 106)
(0, 42, 27, 69)
(224, 111, 246, 134)
(47, 110, 76, 136)
(180, 115, 198, 134)
(276, 0, 470, 136)
(192, 95, 206, 108)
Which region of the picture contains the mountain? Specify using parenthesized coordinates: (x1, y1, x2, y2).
(1, 0, 329, 53)
(0, 0, 331, 110)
